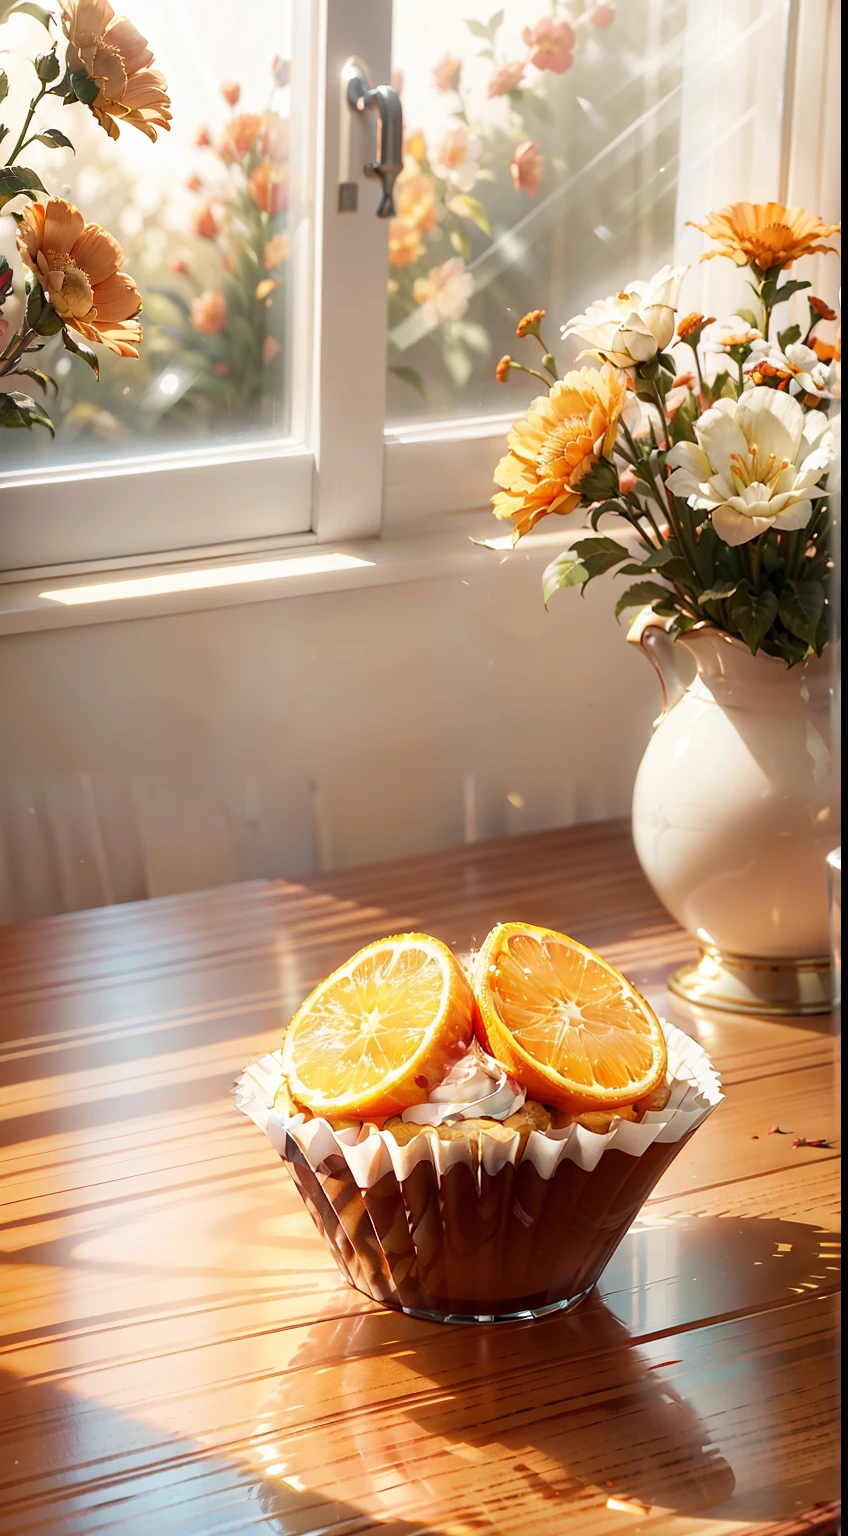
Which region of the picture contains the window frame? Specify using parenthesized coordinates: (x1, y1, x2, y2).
(0, 0, 838, 586)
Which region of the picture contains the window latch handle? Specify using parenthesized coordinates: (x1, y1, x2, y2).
(341, 58, 403, 217)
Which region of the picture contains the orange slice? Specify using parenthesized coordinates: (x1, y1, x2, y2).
(281, 932, 477, 1120)
(472, 922, 667, 1113)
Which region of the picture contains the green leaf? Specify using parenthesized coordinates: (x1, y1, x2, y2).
(464, 18, 491, 37)
(571, 536, 632, 588)
(24, 279, 43, 326)
(442, 338, 471, 387)
(449, 229, 472, 260)
(588, 497, 626, 530)
(447, 193, 490, 236)
(32, 126, 74, 150)
(768, 631, 812, 667)
(16, 365, 57, 396)
(778, 579, 825, 647)
(542, 549, 588, 608)
(772, 277, 812, 306)
(0, 71, 8, 106)
(777, 323, 802, 351)
(62, 326, 99, 377)
(729, 586, 778, 654)
(453, 319, 489, 354)
(698, 579, 740, 605)
(70, 69, 100, 105)
(614, 580, 676, 621)
(33, 300, 63, 335)
(487, 8, 504, 32)
(6, 0, 55, 26)
(389, 365, 425, 399)
(0, 389, 54, 435)
(0, 163, 47, 208)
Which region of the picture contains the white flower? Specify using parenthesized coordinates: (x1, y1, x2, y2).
(744, 338, 834, 399)
(666, 387, 832, 546)
(412, 256, 474, 324)
(702, 315, 763, 352)
(561, 264, 688, 369)
(433, 126, 482, 193)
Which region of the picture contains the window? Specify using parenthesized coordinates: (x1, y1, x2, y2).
(0, 0, 836, 581)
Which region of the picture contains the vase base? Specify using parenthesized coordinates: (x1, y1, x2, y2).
(668, 947, 834, 1017)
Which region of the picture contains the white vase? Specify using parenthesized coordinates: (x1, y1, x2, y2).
(629, 614, 838, 1015)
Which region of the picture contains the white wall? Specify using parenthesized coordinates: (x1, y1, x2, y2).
(0, 550, 657, 922)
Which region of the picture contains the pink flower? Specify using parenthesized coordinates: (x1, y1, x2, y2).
(220, 81, 240, 107)
(487, 60, 525, 98)
(272, 55, 290, 88)
(619, 466, 637, 494)
(511, 140, 543, 196)
(432, 54, 462, 92)
(586, 0, 616, 27)
(523, 17, 575, 73)
(190, 290, 227, 334)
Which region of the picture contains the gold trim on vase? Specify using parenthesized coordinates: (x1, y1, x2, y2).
(668, 947, 834, 1017)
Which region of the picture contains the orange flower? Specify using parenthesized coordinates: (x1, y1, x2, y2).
(185, 173, 203, 192)
(492, 363, 628, 540)
(263, 335, 281, 366)
(810, 296, 838, 321)
(487, 61, 524, 98)
(221, 81, 240, 106)
(60, 0, 171, 142)
(194, 125, 211, 148)
(191, 202, 218, 240)
(263, 232, 290, 269)
(677, 311, 714, 339)
(213, 361, 229, 377)
(167, 251, 190, 276)
(496, 354, 512, 383)
(516, 308, 546, 338)
(688, 201, 841, 271)
(17, 197, 142, 356)
(217, 112, 262, 164)
(190, 289, 227, 335)
(511, 141, 543, 196)
(248, 160, 288, 215)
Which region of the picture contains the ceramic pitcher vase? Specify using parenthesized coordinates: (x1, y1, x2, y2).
(628, 614, 838, 1015)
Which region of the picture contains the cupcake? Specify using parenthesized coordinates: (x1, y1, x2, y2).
(235, 923, 722, 1323)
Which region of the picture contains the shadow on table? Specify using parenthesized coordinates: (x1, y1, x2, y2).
(251, 1213, 840, 1533)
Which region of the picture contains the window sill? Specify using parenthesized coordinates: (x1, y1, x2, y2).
(0, 513, 610, 636)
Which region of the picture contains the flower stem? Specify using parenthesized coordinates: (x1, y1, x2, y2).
(8, 85, 48, 165)
(749, 531, 766, 589)
(508, 360, 555, 387)
(0, 325, 38, 378)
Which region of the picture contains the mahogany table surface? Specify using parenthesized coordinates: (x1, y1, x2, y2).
(0, 818, 840, 1536)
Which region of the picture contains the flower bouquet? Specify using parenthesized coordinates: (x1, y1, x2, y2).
(492, 201, 840, 665)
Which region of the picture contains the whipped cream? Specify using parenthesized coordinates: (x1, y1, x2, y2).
(401, 1039, 526, 1126)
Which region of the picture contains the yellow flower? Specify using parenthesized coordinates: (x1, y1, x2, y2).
(688, 201, 840, 272)
(17, 197, 142, 356)
(60, 0, 171, 142)
(388, 166, 439, 270)
(492, 364, 627, 540)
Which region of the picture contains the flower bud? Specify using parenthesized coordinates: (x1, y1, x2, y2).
(35, 48, 61, 82)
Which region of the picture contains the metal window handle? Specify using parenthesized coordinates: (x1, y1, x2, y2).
(340, 57, 403, 217)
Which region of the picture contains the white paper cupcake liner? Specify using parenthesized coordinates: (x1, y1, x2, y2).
(234, 1021, 722, 1321)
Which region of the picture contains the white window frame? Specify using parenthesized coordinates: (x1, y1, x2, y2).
(0, 0, 838, 586)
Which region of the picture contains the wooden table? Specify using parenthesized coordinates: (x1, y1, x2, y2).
(0, 820, 840, 1536)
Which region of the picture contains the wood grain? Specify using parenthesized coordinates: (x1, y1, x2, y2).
(0, 821, 840, 1536)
